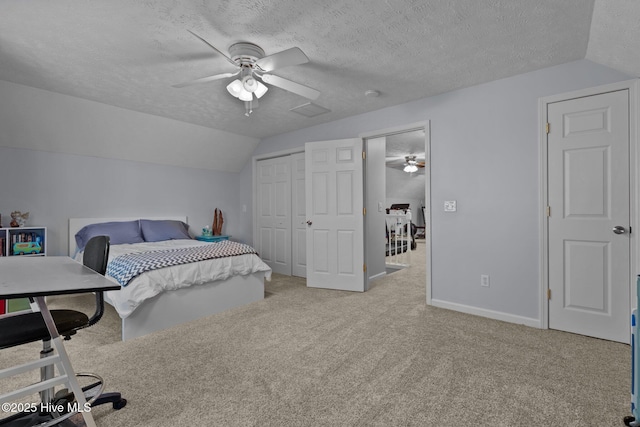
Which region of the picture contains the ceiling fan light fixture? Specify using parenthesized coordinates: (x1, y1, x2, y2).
(254, 81, 268, 99)
(226, 79, 243, 97)
(404, 164, 419, 173)
(227, 79, 254, 101)
(177, 32, 321, 117)
(238, 90, 253, 102)
(242, 75, 258, 92)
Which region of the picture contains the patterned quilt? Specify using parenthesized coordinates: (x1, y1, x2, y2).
(107, 241, 258, 286)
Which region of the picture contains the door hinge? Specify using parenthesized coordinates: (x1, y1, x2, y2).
(363, 263, 367, 272)
(547, 289, 552, 300)
(363, 207, 366, 215)
(362, 151, 366, 160)
(546, 206, 551, 217)
(545, 123, 550, 134)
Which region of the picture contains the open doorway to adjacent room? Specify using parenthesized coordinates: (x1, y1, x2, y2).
(384, 130, 427, 274)
(363, 122, 430, 296)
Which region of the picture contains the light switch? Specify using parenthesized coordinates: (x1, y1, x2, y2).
(378, 202, 384, 212)
(444, 201, 457, 212)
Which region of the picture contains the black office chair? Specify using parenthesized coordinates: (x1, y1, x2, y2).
(0, 235, 126, 426)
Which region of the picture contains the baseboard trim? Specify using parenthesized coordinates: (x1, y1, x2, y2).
(431, 299, 541, 329)
(368, 271, 386, 281)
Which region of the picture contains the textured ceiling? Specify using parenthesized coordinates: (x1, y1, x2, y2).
(586, 0, 640, 77)
(385, 129, 427, 174)
(2, 0, 625, 143)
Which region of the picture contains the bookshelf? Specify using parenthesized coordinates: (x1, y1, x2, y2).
(0, 226, 47, 315)
(1, 227, 47, 257)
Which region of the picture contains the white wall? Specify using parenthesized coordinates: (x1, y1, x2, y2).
(243, 59, 631, 323)
(0, 81, 254, 255)
(386, 167, 425, 227)
(0, 146, 247, 255)
(0, 80, 260, 173)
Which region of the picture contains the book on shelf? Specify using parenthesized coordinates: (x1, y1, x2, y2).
(0, 300, 5, 315)
(10, 231, 42, 243)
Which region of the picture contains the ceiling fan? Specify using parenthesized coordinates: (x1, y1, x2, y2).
(386, 155, 426, 173)
(173, 30, 320, 116)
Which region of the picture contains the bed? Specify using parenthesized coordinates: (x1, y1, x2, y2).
(68, 217, 271, 341)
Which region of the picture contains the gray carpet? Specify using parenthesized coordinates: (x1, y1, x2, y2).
(0, 242, 632, 426)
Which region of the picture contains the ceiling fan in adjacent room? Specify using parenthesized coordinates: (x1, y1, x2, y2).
(173, 30, 320, 116)
(386, 155, 426, 173)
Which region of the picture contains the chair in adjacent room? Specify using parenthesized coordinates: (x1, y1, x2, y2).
(0, 235, 126, 426)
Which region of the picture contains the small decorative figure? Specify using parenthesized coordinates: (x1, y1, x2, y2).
(9, 211, 29, 228)
(212, 208, 224, 236)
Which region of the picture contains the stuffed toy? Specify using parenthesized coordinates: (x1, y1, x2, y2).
(9, 211, 29, 227)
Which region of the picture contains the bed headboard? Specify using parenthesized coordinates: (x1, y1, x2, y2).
(68, 216, 187, 256)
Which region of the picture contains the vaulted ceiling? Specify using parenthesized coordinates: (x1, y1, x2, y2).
(0, 0, 638, 141)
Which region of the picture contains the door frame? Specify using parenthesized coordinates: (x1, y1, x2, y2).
(538, 79, 639, 330)
(360, 120, 431, 300)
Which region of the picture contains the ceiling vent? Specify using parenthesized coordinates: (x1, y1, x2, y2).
(289, 102, 331, 118)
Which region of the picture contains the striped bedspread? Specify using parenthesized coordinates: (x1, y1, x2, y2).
(107, 241, 258, 286)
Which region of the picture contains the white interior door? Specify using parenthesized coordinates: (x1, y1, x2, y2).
(291, 152, 307, 278)
(547, 89, 631, 343)
(256, 156, 292, 275)
(305, 138, 365, 291)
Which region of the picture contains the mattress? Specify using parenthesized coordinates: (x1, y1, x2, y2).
(75, 239, 271, 319)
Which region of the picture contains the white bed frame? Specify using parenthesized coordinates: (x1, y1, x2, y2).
(68, 217, 266, 341)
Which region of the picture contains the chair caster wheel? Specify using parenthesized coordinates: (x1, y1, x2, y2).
(113, 398, 127, 410)
(624, 415, 639, 426)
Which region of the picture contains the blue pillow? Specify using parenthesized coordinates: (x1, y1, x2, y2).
(140, 219, 191, 242)
(75, 220, 144, 251)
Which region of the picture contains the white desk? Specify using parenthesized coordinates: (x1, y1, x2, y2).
(0, 256, 120, 427)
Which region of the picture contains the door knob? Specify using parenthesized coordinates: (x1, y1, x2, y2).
(306, 220, 313, 226)
(613, 225, 627, 234)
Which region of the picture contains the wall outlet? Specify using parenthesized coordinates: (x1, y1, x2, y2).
(480, 274, 490, 287)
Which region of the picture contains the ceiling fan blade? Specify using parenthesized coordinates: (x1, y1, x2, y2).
(172, 71, 238, 88)
(187, 30, 238, 67)
(255, 47, 309, 72)
(386, 155, 408, 161)
(385, 160, 406, 168)
(260, 73, 320, 100)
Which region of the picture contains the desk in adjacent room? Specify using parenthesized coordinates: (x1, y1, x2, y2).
(0, 256, 121, 427)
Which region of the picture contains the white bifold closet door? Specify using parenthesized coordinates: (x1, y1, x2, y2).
(291, 153, 307, 278)
(256, 153, 307, 277)
(256, 156, 292, 275)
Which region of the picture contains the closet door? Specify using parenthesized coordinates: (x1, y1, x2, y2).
(291, 153, 307, 277)
(256, 156, 292, 275)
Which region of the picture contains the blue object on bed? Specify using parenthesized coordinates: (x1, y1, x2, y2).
(75, 220, 144, 251)
(140, 219, 191, 242)
(106, 241, 258, 286)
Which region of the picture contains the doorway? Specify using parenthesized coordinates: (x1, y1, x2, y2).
(384, 130, 427, 272)
(361, 122, 431, 297)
